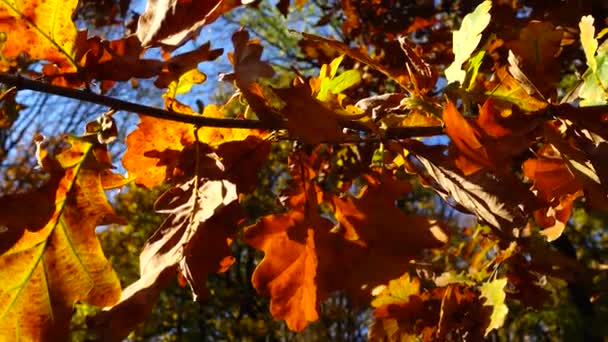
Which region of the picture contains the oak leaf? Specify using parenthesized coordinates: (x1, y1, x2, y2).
(137, 0, 248, 48)
(221, 30, 276, 86)
(0, 0, 79, 72)
(273, 84, 344, 144)
(406, 140, 537, 237)
(299, 32, 411, 88)
(485, 67, 548, 112)
(506, 21, 563, 97)
(444, 0, 492, 85)
(371, 281, 490, 341)
(480, 278, 509, 336)
(91, 176, 240, 341)
(523, 144, 583, 241)
(0, 137, 123, 341)
(443, 99, 539, 175)
(246, 160, 446, 331)
(122, 110, 266, 188)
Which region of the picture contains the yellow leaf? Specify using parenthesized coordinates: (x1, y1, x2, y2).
(0, 0, 79, 72)
(480, 277, 509, 336)
(0, 138, 122, 340)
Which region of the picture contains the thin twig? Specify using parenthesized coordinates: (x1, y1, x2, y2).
(0, 73, 282, 129)
(0, 73, 445, 139)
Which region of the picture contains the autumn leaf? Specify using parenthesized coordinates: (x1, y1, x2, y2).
(273, 84, 344, 144)
(486, 67, 549, 112)
(580, 15, 599, 73)
(122, 107, 266, 188)
(154, 42, 223, 89)
(371, 281, 489, 341)
(196, 105, 265, 146)
(123, 115, 195, 188)
(219, 30, 283, 123)
(0, 137, 123, 341)
(444, 0, 492, 85)
(405, 140, 537, 237)
(0, 0, 79, 72)
(246, 157, 446, 331)
(578, 15, 608, 106)
(91, 176, 241, 341)
(136, 0, 248, 48)
(523, 144, 583, 241)
(244, 182, 329, 331)
(398, 37, 436, 94)
(95, 128, 270, 339)
(370, 273, 420, 309)
(480, 278, 509, 336)
(369, 273, 421, 341)
(163, 69, 208, 100)
(298, 32, 411, 88)
(442, 99, 539, 175)
(327, 175, 447, 301)
(221, 30, 276, 86)
(506, 21, 564, 97)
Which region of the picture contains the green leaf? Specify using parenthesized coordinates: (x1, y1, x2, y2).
(466, 49, 486, 91)
(318, 69, 361, 102)
(445, 0, 492, 85)
(164, 68, 207, 99)
(578, 15, 608, 106)
(480, 277, 509, 336)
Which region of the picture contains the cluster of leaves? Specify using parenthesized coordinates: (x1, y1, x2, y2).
(2, 0, 608, 340)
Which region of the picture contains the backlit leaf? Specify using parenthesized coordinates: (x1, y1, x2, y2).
(136, 0, 247, 48)
(0, 0, 79, 72)
(445, 0, 492, 84)
(486, 67, 548, 112)
(406, 141, 536, 237)
(246, 161, 446, 331)
(580, 15, 598, 72)
(0, 137, 122, 340)
(480, 278, 509, 336)
(370, 273, 420, 309)
(122, 108, 265, 188)
(299, 32, 411, 88)
(273, 84, 344, 144)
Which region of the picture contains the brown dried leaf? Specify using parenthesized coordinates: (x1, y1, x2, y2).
(136, 0, 247, 48)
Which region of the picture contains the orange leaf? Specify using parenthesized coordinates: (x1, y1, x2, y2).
(246, 161, 446, 330)
(245, 214, 324, 331)
(443, 100, 489, 173)
(506, 21, 563, 97)
(0, 0, 79, 72)
(123, 115, 195, 188)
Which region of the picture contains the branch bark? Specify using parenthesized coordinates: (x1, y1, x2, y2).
(0, 73, 444, 139)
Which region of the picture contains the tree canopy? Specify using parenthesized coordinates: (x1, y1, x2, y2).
(1, 0, 608, 341)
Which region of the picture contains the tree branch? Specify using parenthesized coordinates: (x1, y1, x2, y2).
(0, 73, 444, 139)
